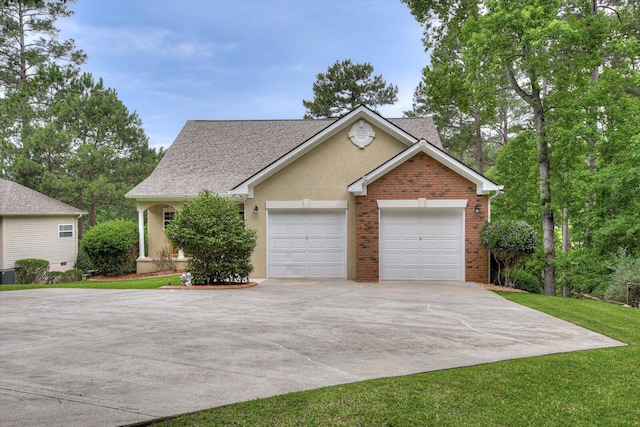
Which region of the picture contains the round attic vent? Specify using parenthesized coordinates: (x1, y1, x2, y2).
(348, 120, 375, 148)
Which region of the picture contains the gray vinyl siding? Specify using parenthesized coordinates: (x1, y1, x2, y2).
(0, 217, 4, 269)
(2, 216, 79, 271)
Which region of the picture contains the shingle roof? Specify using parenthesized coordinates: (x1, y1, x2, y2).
(0, 179, 86, 216)
(126, 115, 442, 199)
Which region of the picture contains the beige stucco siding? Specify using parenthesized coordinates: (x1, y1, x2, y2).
(1, 216, 80, 271)
(247, 125, 408, 279)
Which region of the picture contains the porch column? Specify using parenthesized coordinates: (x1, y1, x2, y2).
(138, 210, 145, 258)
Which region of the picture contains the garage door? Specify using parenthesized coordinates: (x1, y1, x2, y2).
(380, 208, 464, 280)
(268, 210, 346, 277)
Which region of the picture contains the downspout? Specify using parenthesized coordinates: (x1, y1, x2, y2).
(487, 189, 503, 283)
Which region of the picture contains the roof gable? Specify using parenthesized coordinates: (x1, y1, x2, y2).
(126, 105, 443, 201)
(0, 179, 86, 216)
(230, 105, 441, 198)
(348, 140, 503, 196)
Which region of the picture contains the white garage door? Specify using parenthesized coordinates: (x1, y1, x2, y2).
(380, 208, 464, 280)
(268, 210, 346, 277)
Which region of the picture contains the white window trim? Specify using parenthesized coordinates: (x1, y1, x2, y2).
(162, 208, 176, 230)
(58, 224, 74, 238)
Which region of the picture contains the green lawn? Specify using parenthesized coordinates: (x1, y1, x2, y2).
(0, 275, 180, 291)
(150, 293, 639, 427)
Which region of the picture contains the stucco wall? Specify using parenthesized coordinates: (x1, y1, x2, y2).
(1, 215, 80, 271)
(247, 124, 408, 279)
(355, 152, 489, 283)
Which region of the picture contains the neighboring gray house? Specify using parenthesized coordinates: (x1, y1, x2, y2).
(0, 179, 86, 272)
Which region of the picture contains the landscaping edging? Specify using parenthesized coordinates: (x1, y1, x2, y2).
(159, 282, 258, 290)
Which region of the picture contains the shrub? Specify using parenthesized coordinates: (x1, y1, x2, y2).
(15, 258, 50, 284)
(556, 248, 610, 297)
(63, 269, 84, 283)
(75, 249, 93, 273)
(481, 220, 536, 287)
(510, 269, 542, 293)
(165, 191, 257, 284)
(604, 249, 640, 303)
(47, 271, 65, 284)
(81, 220, 138, 276)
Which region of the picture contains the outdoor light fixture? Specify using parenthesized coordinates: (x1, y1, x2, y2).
(254, 205, 259, 214)
(475, 203, 480, 213)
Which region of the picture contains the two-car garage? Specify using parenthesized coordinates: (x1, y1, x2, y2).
(266, 202, 465, 281)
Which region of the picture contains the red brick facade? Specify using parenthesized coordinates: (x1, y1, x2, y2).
(355, 152, 489, 283)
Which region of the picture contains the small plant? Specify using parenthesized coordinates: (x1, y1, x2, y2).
(152, 246, 177, 272)
(481, 220, 537, 287)
(15, 258, 50, 284)
(63, 269, 84, 283)
(510, 269, 542, 293)
(81, 220, 138, 276)
(165, 191, 257, 284)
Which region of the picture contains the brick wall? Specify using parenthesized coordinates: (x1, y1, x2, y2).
(355, 152, 489, 283)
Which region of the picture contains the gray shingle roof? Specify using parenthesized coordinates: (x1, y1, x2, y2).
(126, 115, 442, 198)
(0, 179, 86, 216)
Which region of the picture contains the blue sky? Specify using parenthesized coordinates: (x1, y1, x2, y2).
(58, 0, 429, 150)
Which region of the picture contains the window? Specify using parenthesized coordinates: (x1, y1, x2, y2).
(163, 209, 176, 229)
(59, 224, 73, 238)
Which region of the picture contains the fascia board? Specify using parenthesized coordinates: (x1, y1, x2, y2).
(348, 142, 502, 196)
(232, 106, 417, 198)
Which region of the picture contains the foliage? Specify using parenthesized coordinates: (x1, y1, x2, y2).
(604, 249, 640, 303)
(510, 269, 542, 294)
(75, 249, 93, 273)
(47, 271, 65, 284)
(0, 0, 86, 93)
(63, 269, 84, 283)
(481, 220, 537, 287)
(302, 59, 398, 118)
(1, 65, 162, 227)
(80, 220, 138, 276)
(165, 191, 257, 284)
(14, 258, 49, 284)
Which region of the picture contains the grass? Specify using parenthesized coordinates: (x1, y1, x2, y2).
(0, 274, 181, 291)
(150, 293, 639, 427)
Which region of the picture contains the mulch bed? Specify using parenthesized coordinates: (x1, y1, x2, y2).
(160, 282, 258, 290)
(479, 283, 528, 293)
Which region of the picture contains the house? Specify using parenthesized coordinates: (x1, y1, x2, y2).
(0, 179, 86, 274)
(126, 106, 502, 282)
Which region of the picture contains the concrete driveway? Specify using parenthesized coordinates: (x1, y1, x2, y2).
(0, 280, 624, 427)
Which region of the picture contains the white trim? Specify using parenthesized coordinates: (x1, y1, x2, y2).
(230, 106, 418, 198)
(58, 223, 74, 238)
(377, 199, 468, 209)
(349, 140, 503, 196)
(266, 200, 348, 210)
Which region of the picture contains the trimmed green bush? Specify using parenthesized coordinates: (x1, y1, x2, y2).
(47, 271, 65, 284)
(165, 191, 257, 284)
(75, 249, 93, 273)
(510, 269, 542, 293)
(81, 220, 138, 276)
(15, 258, 50, 284)
(481, 220, 536, 287)
(63, 269, 84, 283)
